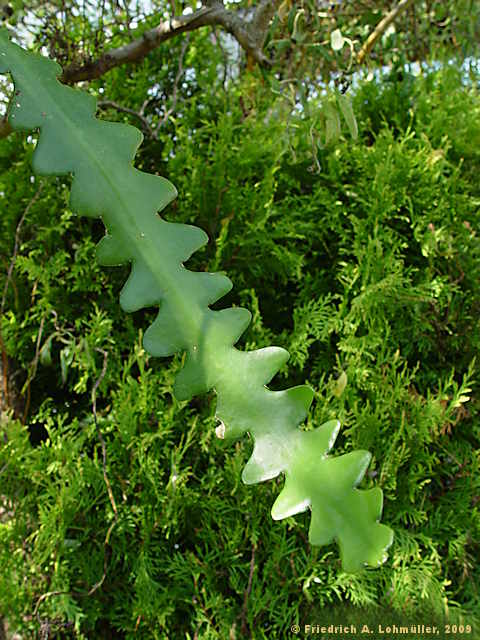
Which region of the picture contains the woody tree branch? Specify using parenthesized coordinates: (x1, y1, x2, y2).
(0, 116, 11, 138)
(0, 0, 419, 141)
(248, 0, 279, 50)
(356, 0, 415, 64)
(59, 0, 280, 84)
(0, 0, 280, 139)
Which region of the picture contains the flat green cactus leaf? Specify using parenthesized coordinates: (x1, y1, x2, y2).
(0, 30, 393, 571)
(271, 421, 393, 571)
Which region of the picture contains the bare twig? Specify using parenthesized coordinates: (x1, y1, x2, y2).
(122, 0, 133, 38)
(0, 256, 18, 310)
(92, 349, 117, 517)
(240, 542, 257, 637)
(21, 313, 45, 424)
(139, 96, 151, 117)
(0, 331, 10, 416)
(157, 33, 190, 131)
(0, 177, 37, 413)
(1, 181, 44, 315)
(0, 116, 12, 139)
(0, 181, 41, 412)
(34, 591, 70, 621)
(212, 27, 228, 89)
(97, 99, 155, 137)
(88, 347, 119, 595)
(2, 183, 43, 416)
(357, 0, 415, 65)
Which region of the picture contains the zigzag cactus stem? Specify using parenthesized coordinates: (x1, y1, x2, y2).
(0, 30, 393, 572)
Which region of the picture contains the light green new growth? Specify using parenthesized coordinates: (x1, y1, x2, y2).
(0, 31, 393, 572)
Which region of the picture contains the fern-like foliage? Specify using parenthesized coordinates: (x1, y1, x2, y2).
(0, 31, 393, 571)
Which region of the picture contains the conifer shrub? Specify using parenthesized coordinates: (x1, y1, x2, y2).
(0, 63, 479, 638)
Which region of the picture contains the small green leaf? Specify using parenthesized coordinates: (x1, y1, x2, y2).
(453, 395, 470, 408)
(39, 337, 53, 366)
(60, 346, 73, 385)
(337, 93, 358, 140)
(287, 6, 297, 34)
(333, 371, 348, 398)
(331, 29, 345, 51)
(306, 43, 335, 62)
(324, 101, 341, 145)
(273, 38, 291, 53)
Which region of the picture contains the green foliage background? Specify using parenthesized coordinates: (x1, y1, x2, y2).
(0, 39, 479, 640)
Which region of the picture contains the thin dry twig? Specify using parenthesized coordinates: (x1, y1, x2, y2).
(96, 33, 189, 139)
(97, 99, 155, 137)
(0, 117, 12, 139)
(240, 542, 257, 637)
(34, 591, 70, 621)
(2, 181, 44, 315)
(92, 350, 115, 513)
(0, 332, 9, 416)
(212, 27, 229, 89)
(157, 33, 190, 132)
(88, 347, 119, 595)
(21, 313, 45, 424)
(1, 181, 44, 417)
(0, 256, 18, 309)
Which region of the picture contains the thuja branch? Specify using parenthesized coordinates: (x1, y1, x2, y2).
(0, 31, 393, 572)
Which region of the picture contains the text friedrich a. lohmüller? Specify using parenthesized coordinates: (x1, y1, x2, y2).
(305, 623, 440, 634)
